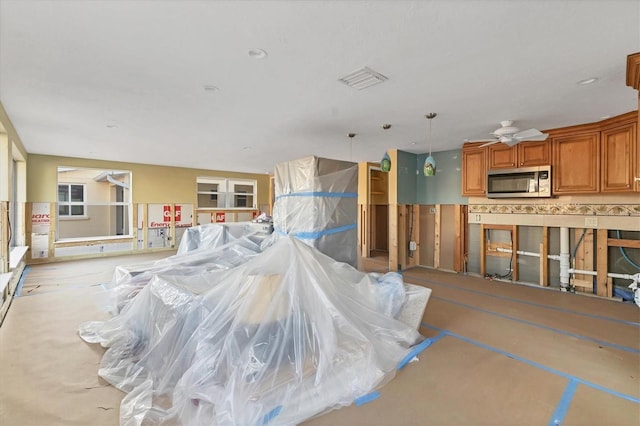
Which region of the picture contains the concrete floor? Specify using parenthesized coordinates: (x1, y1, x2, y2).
(1, 251, 638, 425)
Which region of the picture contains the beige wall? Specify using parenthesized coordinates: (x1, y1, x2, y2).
(27, 154, 271, 207)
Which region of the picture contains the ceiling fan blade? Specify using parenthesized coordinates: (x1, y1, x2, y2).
(478, 140, 500, 147)
(502, 139, 520, 147)
(513, 128, 543, 139)
(465, 138, 498, 143)
(515, 132, 549, 142)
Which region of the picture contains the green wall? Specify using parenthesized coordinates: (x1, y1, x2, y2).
(27, 154, 271, 207)
(396, 150, 418, 205)
(417, 149, 468, 205)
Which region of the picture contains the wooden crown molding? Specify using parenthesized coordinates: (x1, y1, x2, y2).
(627, 52, 640, 90)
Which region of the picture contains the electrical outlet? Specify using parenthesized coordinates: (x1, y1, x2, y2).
(409, 241, 417, 251)
(429, 207, 436, 214)
(585, 217, 598, 228)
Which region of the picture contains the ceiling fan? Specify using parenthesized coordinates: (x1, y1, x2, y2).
(466, 121, 549, 147)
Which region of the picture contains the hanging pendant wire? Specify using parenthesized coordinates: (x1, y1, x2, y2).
(348, 133, 356, 161)
(428, 117, 432, 156)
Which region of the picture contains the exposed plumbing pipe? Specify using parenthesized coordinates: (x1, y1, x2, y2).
(560, 227, 570, 291)
(496, 247, 561, 261)
(568, 269, 639, 280)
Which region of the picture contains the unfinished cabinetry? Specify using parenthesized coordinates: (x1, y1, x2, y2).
(369, 169, 389, 205)
(461, 143, 487, 196)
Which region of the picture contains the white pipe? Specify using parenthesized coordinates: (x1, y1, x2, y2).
(496, 247, 561, 261)
(568, 269, 638, 280)
(560, 227, 570, 290)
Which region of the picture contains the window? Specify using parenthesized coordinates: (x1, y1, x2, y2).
(58, 184, 86, 217)
(197, 177, 256, 209)
(56, 167, 132, 240)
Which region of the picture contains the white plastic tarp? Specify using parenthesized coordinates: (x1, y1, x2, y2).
(80, 237, 426, 425)
(273, 156, 358, 267)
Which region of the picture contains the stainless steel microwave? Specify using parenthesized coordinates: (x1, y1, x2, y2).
(487, 165, 552, 198)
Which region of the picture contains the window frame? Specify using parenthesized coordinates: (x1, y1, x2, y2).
(56, 167, 133, 241)
(57, 183, 87, 219)
(196, 177, 257, 210)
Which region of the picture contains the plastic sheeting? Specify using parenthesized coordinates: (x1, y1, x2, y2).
(80, 237, 426, 425)
(106, 229, 271, 314)
(177, 223, 273, 255)
(273, 156, 358, 267)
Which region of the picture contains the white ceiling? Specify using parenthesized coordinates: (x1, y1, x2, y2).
(1, 0, 638, 174)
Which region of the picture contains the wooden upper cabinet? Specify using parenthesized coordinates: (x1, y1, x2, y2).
(488, 140, 550, 170)
(517, 140, 551, 167)
(487, 144, 517, 169)
(462, 145, 487, 196)
(552, 132, 600, 194)
(601, 121, 637, 193)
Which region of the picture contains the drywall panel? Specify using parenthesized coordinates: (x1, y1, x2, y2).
(439, 205, 455, 271)
(419, 205, 435, 267)
(517, 226, 542, 284)
(467, 223, 481, 274)
(484, 227, 513, 278)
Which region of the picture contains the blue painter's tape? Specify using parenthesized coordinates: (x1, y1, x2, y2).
(548, 379, 578, 426)
(275, 192, 357, 201)
(274, 223, 357, 240)
(431, 295, 639, 354)
(403, 273, 640, 327)
(14, 265, 30, 297)
(354, 391, 380, 406)
(421, 323, 640, 404)
(262, 405, 282, 425)
(397, 332, 446, 370)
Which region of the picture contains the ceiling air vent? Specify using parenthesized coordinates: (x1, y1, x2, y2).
(338, 66, 388, 90)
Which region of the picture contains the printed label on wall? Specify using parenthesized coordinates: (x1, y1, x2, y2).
(215, 212, 226, 223)
(148, 204, 169, 228)
(176, 204, 193, 228)
(31, 203, 51, 234)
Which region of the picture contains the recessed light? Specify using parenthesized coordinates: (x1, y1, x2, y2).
(106, 124, 117, 128)
(203, 85, 219, 92)
(242, 146, 251, 150)
(577, 77, 598, 85)
(248, 48, 267, 59)
(599, 115, 611, 120)
(410, 142, 417, 146)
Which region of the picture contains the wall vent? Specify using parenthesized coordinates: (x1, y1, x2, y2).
(338, 66, 388, 90)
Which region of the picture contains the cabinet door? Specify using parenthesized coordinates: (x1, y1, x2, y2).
(552, 132, 600, 194)
(488, 144, 517, 169)
(601, 122, 636, 193)
(462, 148, 487, 196)
(518, 140, 551, 167)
